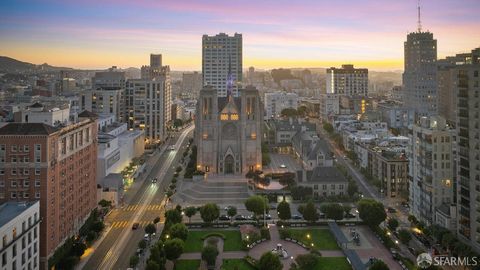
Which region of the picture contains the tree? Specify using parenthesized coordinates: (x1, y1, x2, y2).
(149, 241, 166, 267)
(129, 255, 139, 267)
(279, 172, 296, 187)
(257, 251, 282, 270)
(98, 199, 112, 208)
(169, 223, 188, 241)
(277, 200, 291, 220)
(357, 198, 386, 228)
(227, 206, 237, 221)
(200, 203, 220, 223)
(297, 105, 309, 118)
(280, 108, 298, 118)
(323, 122, 334, 134)
(164, 209, 182, 225)
(184, 206, 197, 223)
(398, 229, 412, 244)
(201, 245, 219, 266)
(173, 119, 183, 128)
(145, 260, 161, 270)
(294, 253, 320, 270)
(71, 241, 86, 257)
(387, 218, 399, 232)
(369, 260, 389, 270)
(342, 204, 352, 217)
(245, 195, 268, 218)
(164, 238, 184, 262)
(441, 232, 455, 250)
(302, 201, 319, 223)
(138, 239, 147, 249)
(153, 216, 161, 224)
(145, 223, 157, 235)
(347, 180, 358, 197)
(325, 203, 344, 221)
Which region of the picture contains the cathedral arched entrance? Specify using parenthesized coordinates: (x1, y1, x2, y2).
(224, 155, 234, 174)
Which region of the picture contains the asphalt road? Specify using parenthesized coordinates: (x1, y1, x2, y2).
(82, 125, 194, 270)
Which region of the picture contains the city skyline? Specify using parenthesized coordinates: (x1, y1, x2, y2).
(0, 0, 479, 71)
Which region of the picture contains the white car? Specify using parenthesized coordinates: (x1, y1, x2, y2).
(279, 164, 287, 168)
(168, 145, 175, 151)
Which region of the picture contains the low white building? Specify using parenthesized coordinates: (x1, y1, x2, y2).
(264, 92, 298, 119)
(0, 201, 40, 270)
(13, 102, 70, 127)
(96, 115, 145, 187)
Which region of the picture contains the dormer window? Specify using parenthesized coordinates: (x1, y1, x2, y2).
(230, 114, 239, 120)
(220, 114, 229, 121)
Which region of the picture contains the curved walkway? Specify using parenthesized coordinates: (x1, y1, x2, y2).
(177, 224, 345, 270)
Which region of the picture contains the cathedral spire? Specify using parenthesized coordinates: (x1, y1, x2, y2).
(227, 54, 234, 101)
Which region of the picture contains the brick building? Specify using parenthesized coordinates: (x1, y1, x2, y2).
(0, 111, 98, 269)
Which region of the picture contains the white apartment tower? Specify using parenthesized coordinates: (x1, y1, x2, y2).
(126, 78, 171, 144)
(409, 116, 454, 226)
(326, 64, 368, 97)
(264, 92, 299, 119)
(202, 33, 242, 97)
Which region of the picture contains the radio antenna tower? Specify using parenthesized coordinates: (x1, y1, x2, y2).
(417, 0, 422, 32)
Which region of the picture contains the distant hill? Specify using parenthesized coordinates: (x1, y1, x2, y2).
(0, 56, 73, 73)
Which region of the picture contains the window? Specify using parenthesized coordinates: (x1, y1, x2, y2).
(0, 181, 3, 187)
(0, 144, 5, 151)
(24, 181, 30, 188)
(34, 180, 40, 187)
(1, 252, 6, 266)
(11, 180, 17, 187)
(24, 157, 29, 163)
(12, 157, 17, 163)
(35, 169, 40, 175)
(12, 243, 16, 256)
(35, 144, 40, 151)
(23, 169, 29, 175)
(35, 193, 40, 199)
(24, 145, 29, 152)
(12, 168, 17, 175)
(12, 145, 17, 152)
(0, 169, 3, 175)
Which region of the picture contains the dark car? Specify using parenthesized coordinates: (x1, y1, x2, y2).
(387, 207, 397, 213)
(152, 178, 157, 183)
(132, 222, 140, 230)
(292, 214, 303, 220)
(219, 215, 230, 221)
(235, 215, 247, 220)
(345, 213, 356, 219)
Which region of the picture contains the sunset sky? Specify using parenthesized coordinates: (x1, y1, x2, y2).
(0, 0, 479, 71)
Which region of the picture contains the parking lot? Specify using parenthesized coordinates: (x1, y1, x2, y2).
(265, 153, 302, 174)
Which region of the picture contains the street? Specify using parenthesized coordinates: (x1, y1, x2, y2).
(80, 125, 194, 270)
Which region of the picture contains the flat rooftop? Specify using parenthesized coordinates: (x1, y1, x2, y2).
(0, 201, 38, 228)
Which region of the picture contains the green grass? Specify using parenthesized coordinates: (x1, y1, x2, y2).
(184, 230, 243, 252)
(287, 228, 340, 250)
(221, 259, 255, 270)
(174, 260, 201, 270)
(314, 257, 352, 270)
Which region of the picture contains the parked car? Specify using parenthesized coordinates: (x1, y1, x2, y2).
(390, 249, 400, 260)
(219, 215, 230, 221)
(144, 234, 150, 241)
(269, 203, 277, 210)
(168, 145, 175, 151)
(291, 214, 303, 220)
(235, 215, 247, 221)
(259, 214, 272, 220)
(132, 223, 140, 230)
(387, 207, 397, 213)
(279, 164, 287, 168)
(345, 213, 356, 219)
(151, 178, 157, 183)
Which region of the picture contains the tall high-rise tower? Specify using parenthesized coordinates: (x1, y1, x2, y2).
(402, 1, 437, 118)
(202, 33, 242, 97)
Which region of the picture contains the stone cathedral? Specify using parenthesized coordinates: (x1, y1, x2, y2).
(195, 85, 263, 175)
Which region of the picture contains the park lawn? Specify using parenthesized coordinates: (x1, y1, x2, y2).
(314, 257, 352, 270)
(288, 228, 340, 250)
(184, 230, 243, 252)
(175, 260, 201, 270)
(221, 259, 255, 270)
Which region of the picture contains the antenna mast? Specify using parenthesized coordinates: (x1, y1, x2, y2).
(417, 0, 422, 32)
